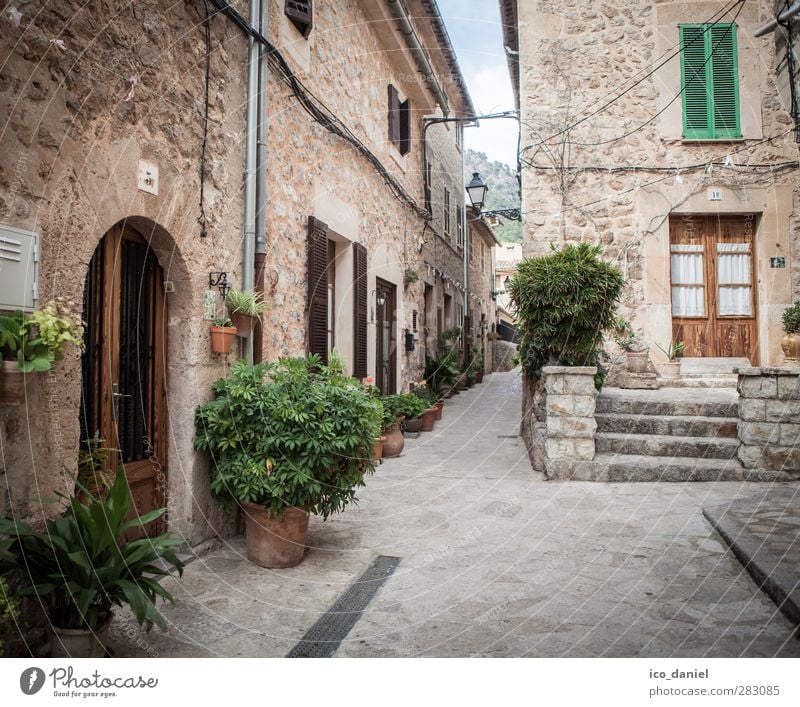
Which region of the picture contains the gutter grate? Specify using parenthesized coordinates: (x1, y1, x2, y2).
(286, 554, 401, 658)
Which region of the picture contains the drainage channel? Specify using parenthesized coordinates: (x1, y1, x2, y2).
(286, 554, 401, 658)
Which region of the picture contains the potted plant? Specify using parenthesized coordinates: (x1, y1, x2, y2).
(781, 300, 800, 362)
(425, 351, 458, 401)
(390, 393, 427, 433)
(226, 288, 266, 338)
(378, 395, 405, 458)
(403, 268, 419, 287)
(0, 298, 84, 404)
(612, 316, 649, 373)
(656, 339, 685, 379)
(0, 469, 185, 657)
(210, 317, 237, 353)
(194, 354, 382, 568)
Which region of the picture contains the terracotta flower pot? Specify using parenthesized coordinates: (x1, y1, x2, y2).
(476, 371, 484, 383)
(781, 333, 800, 362)
(240, 502, 309, 568)
(372, 436, 385, 463)
(404, 417, 423, 433)
(231, 311, 257, 338)
(433, 400, 444, 420)
(0, 360, 26, 405)
(210, 325, 237, 353)
(382, 421, 405, 458)
(421, 407, 436, 432)
(659, 361, 681, 379)
(626, 350, 650, 373)
(47, 616, 111, 658)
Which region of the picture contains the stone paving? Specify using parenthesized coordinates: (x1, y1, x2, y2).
(112, 371, 800, 658)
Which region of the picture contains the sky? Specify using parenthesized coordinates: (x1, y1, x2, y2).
(436, 0, 518, 167)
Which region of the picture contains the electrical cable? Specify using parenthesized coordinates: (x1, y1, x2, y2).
(208, 0, 429, 219)
(198, 0, 211, 238)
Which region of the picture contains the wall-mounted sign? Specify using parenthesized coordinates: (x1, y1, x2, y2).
(770, 257, 786, 269)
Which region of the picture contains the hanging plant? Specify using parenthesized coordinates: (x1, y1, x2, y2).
(403, 268, 419, 286)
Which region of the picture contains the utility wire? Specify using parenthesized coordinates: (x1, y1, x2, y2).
(208, 0, 429, 219)
(521, 0, 745, 152)
(198, 0, 211, 238)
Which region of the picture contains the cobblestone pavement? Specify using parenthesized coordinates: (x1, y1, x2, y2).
(112, 371, 800, 658)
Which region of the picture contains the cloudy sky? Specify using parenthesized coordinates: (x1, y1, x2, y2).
(436, 0, 518, 167)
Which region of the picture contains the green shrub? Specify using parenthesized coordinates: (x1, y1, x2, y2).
(226, 288, 266, 317)
(424, 352, 458, 397)
(782, 300, 800, 334)
(0, 576, 20, 655)
(194, 355, 382, 519)
(383, 393, 427, 420)
(509, 243, 625, 387)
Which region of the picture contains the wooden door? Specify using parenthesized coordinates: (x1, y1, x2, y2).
(375, 278, 396, 395)
(670, 214, 758, 363)
(80, 224, 167, 538)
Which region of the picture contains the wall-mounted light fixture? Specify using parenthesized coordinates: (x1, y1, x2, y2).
(466, 172, 521, 221)
(209, 271, 230, 299)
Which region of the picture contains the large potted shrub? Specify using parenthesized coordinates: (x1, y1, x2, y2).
(781, 300, 800, 362)
(194, 355, 382, 568)
(0, 470, 185, 657)
(425, 351, 458, 400)
(388, 393, 427, 433)
(226, 287, 266, 338)
(509, 243, 625, 389)
(0, 298, 83, 404)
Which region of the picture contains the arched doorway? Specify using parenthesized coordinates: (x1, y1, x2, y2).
(80, 222, 167, 538)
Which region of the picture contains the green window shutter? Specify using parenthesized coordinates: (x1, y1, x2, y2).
(681, 25, 712, 138)
(680, 23, 740, 139)
(709, 24, 741, 138)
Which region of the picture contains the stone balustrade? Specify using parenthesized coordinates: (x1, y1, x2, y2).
(736, 367, 800, 478)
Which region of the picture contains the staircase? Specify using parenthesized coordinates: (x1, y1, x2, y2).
(658, 357, 747, 389)
(594, 387, 744, 481)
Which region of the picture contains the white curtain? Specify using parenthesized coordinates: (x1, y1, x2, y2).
(671, 244, 705, 316)
(717, 243, 752, 316)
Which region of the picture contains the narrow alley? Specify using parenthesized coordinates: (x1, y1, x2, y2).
(112, 372, 800, 658)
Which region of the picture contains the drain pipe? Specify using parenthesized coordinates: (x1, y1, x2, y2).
(462, 142, 469, 359)
(242, 0, 260, 364)
(385, 0, 449, 115)
(253, 0, 269, 363)
(755, 1, 800, 37)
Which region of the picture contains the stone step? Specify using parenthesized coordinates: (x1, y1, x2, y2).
(594, 453, 745, 482)
(596, 432, 739, 460)
(595, 396, 737, 418)
(595, 413, 738, 438)
(658, 376, 738, 389)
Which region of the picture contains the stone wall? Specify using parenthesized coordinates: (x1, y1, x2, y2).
(492, 339, 517, 372)
(0, 1, 247, 540)
(517, 0, 799, 365)
(737, 367, 800, 479)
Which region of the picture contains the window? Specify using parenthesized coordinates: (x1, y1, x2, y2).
(388, 84, 411, 155)
(481, 241, 486, 273)
(424, 159, 432, 212)
(353, 242, 368, 379)
(285, 0, 312, 37)
(670, 243, 705, 317)
(455, 124, 462, 149)
(307, 216, 330, 363)
(680, 23, 740, 139)
(469, 231, 475, 263)
(326, 240, 336, 351)
(443, 187, 451, 240)
(717, 242, 752, 316)
(457, 208, 464, 249)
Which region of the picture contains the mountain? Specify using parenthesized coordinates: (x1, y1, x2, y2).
(464, 149, 522, 244)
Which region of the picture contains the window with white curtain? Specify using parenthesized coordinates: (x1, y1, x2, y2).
(671, 243, 705, 317)
(717, 242, 752, 316)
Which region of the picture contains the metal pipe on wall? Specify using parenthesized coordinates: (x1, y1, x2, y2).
(253, 0, 269, 363)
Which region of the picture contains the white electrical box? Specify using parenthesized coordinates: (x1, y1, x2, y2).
(0, 224, 38, 312)
(707, 188, 722, 201)
(137, 160, 159, 195)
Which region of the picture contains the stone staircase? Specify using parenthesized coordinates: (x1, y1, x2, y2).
(658, 357, 746, 389)
(594, 388, 745, 481)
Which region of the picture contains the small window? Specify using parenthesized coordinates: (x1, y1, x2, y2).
(457, 206, 464, 249)
(481, 242, 486, 272)
(327, 240, 336, 351)
(679, 23, 740, 139)
(285, 0, 312, 38)
(424, 160, 432, 212)
(671, 243, 706, 317)
(388, 84, 411, 155)
(455, 124, 462, 149)
(443, 187, 451, 240)
(469, 231, 475, 263)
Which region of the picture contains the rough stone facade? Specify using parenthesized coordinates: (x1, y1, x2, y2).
(505, 0, 800, 366)
(0, 1, 247, 540)
(467, 216, 498, 374)
(737, 366, 800, 477)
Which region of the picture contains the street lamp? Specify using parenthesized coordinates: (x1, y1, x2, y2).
(465, 172, 521, 221)
(466, 172, 488, 212)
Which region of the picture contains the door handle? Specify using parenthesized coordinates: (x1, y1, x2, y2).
(112, 383, 132, 399)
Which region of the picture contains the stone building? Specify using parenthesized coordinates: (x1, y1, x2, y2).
(500, 0, 800, 370)
(467, 214, 500, 374)
(0, 0, 476, 545)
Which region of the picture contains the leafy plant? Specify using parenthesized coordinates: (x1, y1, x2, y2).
(0, 470, 185, 632)
(76, 435, 119, 493)
(611, 316, 636, 352)
(383, 393, 427, 420)
(782, 300, 800, 334)
(226, 288, 266, 317)
(403, 268, 419, 286)
(509, 243, 625, 388)
(410, 382, 435, 407)
(212, 317, 234, 327)
(424, 352, 459, 397)
(0, 298, 84, 373)
(194, 355, 382, 519)
(656, 340, 685, 361)
(0, 576, 20, 655)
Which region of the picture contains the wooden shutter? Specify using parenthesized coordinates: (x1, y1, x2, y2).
(285, 0, 312, 37)
(399, 98, 411, 155)
(388, 84, 400, 144)
(680, 25, 710, 139)
(709, 24, 740, 138)
(352, 242, 368, 379)
(307, 216, 329, 363)
(680, 24, 740, 139)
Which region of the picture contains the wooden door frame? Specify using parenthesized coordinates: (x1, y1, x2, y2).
(375, 277, 397, 395)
